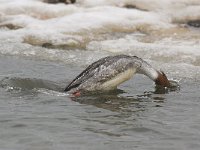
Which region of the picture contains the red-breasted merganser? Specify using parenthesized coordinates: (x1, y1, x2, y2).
(64, 55, 170, 95)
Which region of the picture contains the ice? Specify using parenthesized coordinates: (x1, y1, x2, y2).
(0, 0, 172, 44)
(0, 0, 200, 79)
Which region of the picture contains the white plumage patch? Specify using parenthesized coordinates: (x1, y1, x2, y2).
(101, 68, 137, 90)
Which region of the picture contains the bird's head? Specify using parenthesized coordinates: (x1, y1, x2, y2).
(155, 71, 171, 87)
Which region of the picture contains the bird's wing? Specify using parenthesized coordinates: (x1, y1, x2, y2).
(64, 56, 112, 92)
(64, 55, 142, 92)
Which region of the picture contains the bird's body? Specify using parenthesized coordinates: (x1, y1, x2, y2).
(64, 55, 170, 94)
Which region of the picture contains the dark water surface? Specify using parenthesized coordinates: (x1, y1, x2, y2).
(0, 56, 200, 150)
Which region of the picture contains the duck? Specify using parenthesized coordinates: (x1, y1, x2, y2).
(64, 55, 170, 96)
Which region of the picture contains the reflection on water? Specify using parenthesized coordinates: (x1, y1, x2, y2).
(71, 84, 180, 113)
(0, 76, 179, 113)
(74, 92, 141, 112)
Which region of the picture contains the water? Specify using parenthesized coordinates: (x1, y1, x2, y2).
(0, 0, 200, 150)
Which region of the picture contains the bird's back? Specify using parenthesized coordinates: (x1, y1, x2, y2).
(64, 55, 142, 92)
